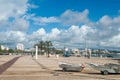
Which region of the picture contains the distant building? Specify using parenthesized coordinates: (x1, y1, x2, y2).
(16, 43, 24, 51)
(72, 48, 80, 56)
(1, 45, 9, 50)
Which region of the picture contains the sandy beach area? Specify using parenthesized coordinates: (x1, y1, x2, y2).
(0, 55, 119, 80)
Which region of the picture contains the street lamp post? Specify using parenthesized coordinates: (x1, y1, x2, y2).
(35, 45, 38, 59)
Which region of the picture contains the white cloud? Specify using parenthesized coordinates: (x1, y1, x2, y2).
(0, 24, 97, 49)
(41, 25, 97, 48)
(100, 34, 120, 47)
(60, 9, 89, 26)
(32, 16, 59, 25)
(28, 4, 39, 9)
(0, 0, 31, 32)
(40, 17, 59, 23)
(0, 17, 29, 32)
(29, 28, 46, 41)
(0, 0, 29, 20)
(0, 0, 41, 48)
(99, 15, 112, 26)
(97, 15, 120, 39)
(0, 31, 26, 48)
(10, 18, 29, 31)
(1, 20, 120, 49)
(47, 28, 61, 40)
(31, 9, 90, 26)
(0, 1, 120, 50)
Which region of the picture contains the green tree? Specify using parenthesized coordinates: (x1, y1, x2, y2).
(55, 49, 63, 54)
(34, 40, 45, 55)
(0, 45, 2, 52)
(8, 49, 14, 53)
(34, 41, 53, 56)
(45, 41, 53, 57)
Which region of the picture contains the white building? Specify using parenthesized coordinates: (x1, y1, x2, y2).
(16, 43, 24, 50)
(1, 45, 9, 50)
(72, 48, 80, 56)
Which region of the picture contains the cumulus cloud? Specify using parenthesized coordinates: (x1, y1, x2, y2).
(32, 16, 59, 25)
(0, 1, 120, 50)
(1, 19, 120, 49)
(96, 15, 120, 40)
(0, 0, 34, 48)
(31, 9, 90, 26)
(0, 0, 29, 20)
(48, 28, 61, 40)
(99, 15, 112, 26)
(100, 34, 120, 47)
(0, 31, 26, 48)
(9, 18, 29, 31)
(33, 25, 97, 48)
(60, 9, 90, 26)
(30, 28, 46, 40)
(0, 0, 31, 32)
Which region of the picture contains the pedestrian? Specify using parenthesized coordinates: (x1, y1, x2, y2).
(31, 53, 34, 58)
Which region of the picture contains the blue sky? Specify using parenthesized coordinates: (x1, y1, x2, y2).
(0, 0, 120, 49)
(27, 0, 120, 33)
(28, 0, 120, 20)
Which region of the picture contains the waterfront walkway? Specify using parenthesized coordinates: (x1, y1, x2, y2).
(0, 55, 119, 80)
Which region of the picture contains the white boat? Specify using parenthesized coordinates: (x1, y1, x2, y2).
(88, 63, 120, 75)
(59, 62, 85, 72)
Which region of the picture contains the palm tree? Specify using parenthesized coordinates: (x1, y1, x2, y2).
(39, 41, 44, 54)
(45, 41, 53, 57)
(34, 41, 53, 56)
(34, 40, 44, 55)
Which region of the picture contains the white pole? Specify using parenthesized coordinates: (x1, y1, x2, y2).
(35, 46, 38, 59)
(85, 33, 88, 57)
